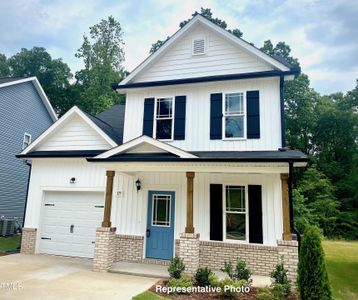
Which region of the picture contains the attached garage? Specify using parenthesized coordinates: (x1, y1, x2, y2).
(39, 191, 104, 258)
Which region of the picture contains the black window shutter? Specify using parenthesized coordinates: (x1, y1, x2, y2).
(174, 96, 186, 140)
(210, 93, 222, 140)
(248, 185, 263, 244)
(142, 98, 155, 137)
(246, 90, 260, 139)
(210, 184, 223, 241)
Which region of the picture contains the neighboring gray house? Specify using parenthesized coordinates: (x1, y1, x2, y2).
(0, 77, 57, 224)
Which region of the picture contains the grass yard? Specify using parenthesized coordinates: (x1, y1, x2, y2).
(132, 291, 167, 300)
(323, 240, 358, 300)
(0, 234, 21, 253)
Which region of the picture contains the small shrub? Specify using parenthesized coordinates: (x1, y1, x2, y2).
(219, 278, 248, 298)
(297, 226, 332, 300)
(208, 273, 221, 287)
(221, 258, 252, 282)
(167, 274, 193, 294)
(194, 267, 212, 286)
(270, 259, 291, 296)
(168, 256, 185, 279)
(256, 284, 285, 300)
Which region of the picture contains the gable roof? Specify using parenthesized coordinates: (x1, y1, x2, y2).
(96, 104, 125, 144)
(0, 77, 57, 122)
(95, 135, 197, 159)
(19, 106, 118, 155)
(116, 14, 296, 89)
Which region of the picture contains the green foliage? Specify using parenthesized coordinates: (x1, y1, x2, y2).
(167, 274, 193, 294)
(0, 54, 10, 76)
(298, 226, 332, 300)
(270, 260, 291, 296)
(257, 284, 286, 300)
(221, 258, 252, 282)
(75, 16, 125, 114)
(168, 256, 185, 279)
(208, 272, 221, 287)
(150, 8, 243, 54)
(194, 266, 212, 286)
(219, 278, 248, 298)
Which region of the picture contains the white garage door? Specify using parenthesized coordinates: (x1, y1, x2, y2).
(39, 191, 104, 258)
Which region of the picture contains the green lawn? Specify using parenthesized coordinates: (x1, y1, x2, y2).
(0, 234, 21, 253)
(323, 240, 358, 300)
(132, 291, 167, 300)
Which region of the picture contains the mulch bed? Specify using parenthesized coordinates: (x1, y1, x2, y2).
(149, 280, 299, 299)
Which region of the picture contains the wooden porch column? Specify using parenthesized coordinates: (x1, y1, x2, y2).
(102, 170, 115, 228)
(185, 172, 195, 233)
(281, 174, 292, 240)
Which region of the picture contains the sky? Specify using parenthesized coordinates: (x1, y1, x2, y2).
(0, 0, 357, 95)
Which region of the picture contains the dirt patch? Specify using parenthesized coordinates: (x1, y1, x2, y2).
(149, 280, 299, 299)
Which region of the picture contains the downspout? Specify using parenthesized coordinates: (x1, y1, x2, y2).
(22, 160, 32, 228)
(288, 161, 301, 249)
(279, 75, 286, 148)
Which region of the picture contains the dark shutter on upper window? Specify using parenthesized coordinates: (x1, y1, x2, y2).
(248, 185, 263, 244)
(174, 96, 186, 140)
(210, 93, 222, 139)
(246, 90, 260, 139)
(210, 184, 223, 241)
(142, 98, 155, 137)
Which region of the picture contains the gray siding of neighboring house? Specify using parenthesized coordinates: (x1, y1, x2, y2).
(0, 81, 54, 224)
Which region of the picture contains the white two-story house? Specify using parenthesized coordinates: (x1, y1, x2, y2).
(18, 14, 307, 281)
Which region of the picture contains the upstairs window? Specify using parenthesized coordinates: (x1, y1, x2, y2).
(155, 98, 174, 140)
(223, 92, 245, 139)
(22, 133, 32, 149)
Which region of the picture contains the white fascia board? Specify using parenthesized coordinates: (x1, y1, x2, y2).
(117, 15, 289, 87)
(20, 106, 117, 155)
(95, 135, 197, 159)
(0, 77, 58, 122)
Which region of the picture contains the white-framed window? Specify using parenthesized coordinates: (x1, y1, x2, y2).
(224, 185, 248, 241)
(154, 97, 174, 140)
(223, 92, 246, 139)
(22, 133, 32, 150)
(152, 194, 171, 227)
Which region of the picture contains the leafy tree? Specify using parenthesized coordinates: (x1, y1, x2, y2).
(297, 226, 332, 300)
(0, 54, 10, 76)
(75, 16, 125, 114)
(150, 7, 243, 54)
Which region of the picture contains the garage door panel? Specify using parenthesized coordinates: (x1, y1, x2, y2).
(39, 191, 104, 258)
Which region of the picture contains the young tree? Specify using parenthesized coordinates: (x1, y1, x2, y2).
(0, 54, 10, 76)
(297, 226, 332, 300)
(150, 8, 243, 54)
(75, 16, 125, 114)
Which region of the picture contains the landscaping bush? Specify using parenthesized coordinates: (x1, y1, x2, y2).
(256, 284, 285, 300)
(194, 266, 212, 286)
(219, 278, 248, 298)
(297, 225, 332, 300)
(208, 272, 221, 287)
(270, 259, 291, 296)
(167, 274, 193, 294)
(168, 256, 185, 279)
(221, 258, 252, 282)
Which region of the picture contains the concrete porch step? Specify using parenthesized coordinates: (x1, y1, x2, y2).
(109, 261, 169, 278)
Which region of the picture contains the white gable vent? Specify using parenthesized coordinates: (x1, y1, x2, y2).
(192, 38, 206, 55)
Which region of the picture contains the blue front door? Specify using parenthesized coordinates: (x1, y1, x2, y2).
(146, 191, 175, 260)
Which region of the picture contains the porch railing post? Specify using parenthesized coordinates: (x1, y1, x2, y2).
(102, 170, 115, 228)
(185, 171, 195, 234)
(281, 173, 292, 240)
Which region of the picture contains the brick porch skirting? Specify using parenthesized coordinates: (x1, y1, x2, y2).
(115, 234, 144, 262)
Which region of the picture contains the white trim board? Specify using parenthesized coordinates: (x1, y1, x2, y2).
(118, 14, 290, 86)
(0, 77, 57, 122)
(95, 135, 197, 159)
(20, 106, 118, 155)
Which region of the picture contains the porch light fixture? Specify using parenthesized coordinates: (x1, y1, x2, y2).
(70, 177, 76, 184)
(135, 179, 141, 192)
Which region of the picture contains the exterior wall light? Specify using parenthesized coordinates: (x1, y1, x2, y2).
(70, 177, 76, 184)
(135, 179, 141, 191)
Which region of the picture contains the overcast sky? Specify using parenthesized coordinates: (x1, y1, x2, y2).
(0, 0, 357, 94)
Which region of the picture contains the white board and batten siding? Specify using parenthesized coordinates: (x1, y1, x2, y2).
(36, 115, 112, 151)
(133, 23, 273, 82)
(123, 77, 282, 151)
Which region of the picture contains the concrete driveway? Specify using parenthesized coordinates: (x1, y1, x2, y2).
(0, 254, 158, 300)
